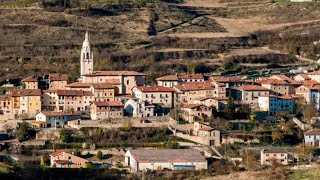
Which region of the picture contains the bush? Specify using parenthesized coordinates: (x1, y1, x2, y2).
(96, 151, 103, 159)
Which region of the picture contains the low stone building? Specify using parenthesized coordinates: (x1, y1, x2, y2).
(260, 148, 294, 166)
(180, 104, 212, 123)
(125, 149, 207, 171)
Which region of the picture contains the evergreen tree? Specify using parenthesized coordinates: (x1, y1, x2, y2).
(224, 94, 235, 120)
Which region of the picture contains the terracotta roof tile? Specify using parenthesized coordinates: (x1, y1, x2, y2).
(257, 79, 288, 85)
(66, 82, 114, 89)
(49, 73, 68, 81)
(137, 86, 175, 92)
(156, 74, 204, 81)
(308, 70, 320, 75)
(305, 129, 320, 135)
(174, 82, 214, 91)
(56, 90, 93, 96)
(10, 89, 42, 96)
(40, 111, 80, 117)
(92, 101, 124, 107)
(235, 85, 270, 91)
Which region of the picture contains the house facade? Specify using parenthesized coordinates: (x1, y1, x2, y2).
(304, 129, 320, 147)
(260, 148, 294, 166)
(56, 90, 94, 112)
(132, 86, 175, 108)
(258, 95, 296, 115)
(48, 73, 68, 90)
(180, 104, 212, 123)
(156, 74, 204, 88)
(22, 76, 38, 89)
(124, 99, 155, 118)
(36, 111, 80, 128)
(90, 101, 124, 120)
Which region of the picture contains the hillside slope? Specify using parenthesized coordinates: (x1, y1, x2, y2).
(0, 0, 319, 82)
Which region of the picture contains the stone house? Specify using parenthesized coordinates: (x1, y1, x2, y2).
(90, 101, 124, 120)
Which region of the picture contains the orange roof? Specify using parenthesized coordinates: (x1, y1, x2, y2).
(92, 101, 124, 107)
(66, 82, 114, 89)
(83, 71, 145, 76)
(305, 129, 320, 135)
(174, 82, 214, 91)
(50, 150, 71, 157)
(32, 121, 46, 125)
(257, 79, 288, 85)
(49, 73, 68, 81)
(22, 76, 38, 82)
(198, 127, 215, 131)
(156, 74, 204, 81)
(303, 80, 320, 86)
(137, 86, 175, 92)
(9, 89, 41, 96)
(41, 111, 80, 117)
(235, 85, 270, 91)
(56, 90, 93, 96)
(182, 104, 204, 109)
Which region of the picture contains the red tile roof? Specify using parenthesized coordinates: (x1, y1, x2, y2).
(303, 80, 320, 86)
(56, 90, 93, 96)
(22, 76, 38, 82)
(174, 82, 214, 91)
(92, 101, 124, 107)
(305, 129, 320, 135)
(137, 86, 175, 92)
(83, 71, 145, 76)
(198, 127, 215, 131)
(0, 95, 11, 101)
(10, 89, 42, 96)
(235, 85, 270, 91)
(66, 82, 114, 89)
(50, 150, 71, 157)
(257, 79, 288, 85)
(49, 73, 68, 81)
(32, 121, 46, 125)
(40, 111, 80, 117)
(182, 104, 204, 109)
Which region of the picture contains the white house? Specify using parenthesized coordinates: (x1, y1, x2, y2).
(258, 95, 296, 115)
(304, 129, 320, 147)
(125, 149, 207, 171)
(124, 99, 155, 118)
(36, 111, 80, 128)
(260, 148, 294, 166)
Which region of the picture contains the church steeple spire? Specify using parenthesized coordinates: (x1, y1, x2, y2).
(80, 31, 93, 79)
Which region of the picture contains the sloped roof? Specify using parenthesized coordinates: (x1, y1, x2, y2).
(40, 111, 80, 117)
(10, 89, 42, 96)
(182, 104, 204, 109)
(136, 86, 175, 92)
(84, 71, 145, 77)
(257, 79, 288, 85)
(235, 85, 270, 91)
(128, 149, 206, 163)
(56, 90, 93, 96)
(263, 147, 290, 154)
(66, 82, 114, 89)
(156, 74, 204, 81)
(49, 73, 68, 81)
(174, 82, 214, 91)
(305, 129, 320, 135)
(92, 101, 124, 107)
(210, 76, 245, 83)
(296, 73, 311, 80)
(22, 76, 38, 82)
(308, 70, 320, 75)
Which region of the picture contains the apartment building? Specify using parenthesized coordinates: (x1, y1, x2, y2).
(56, 90, 94, 112)
(156, 74, 204, 88)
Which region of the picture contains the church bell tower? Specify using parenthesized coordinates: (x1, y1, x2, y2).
(80, 31, 93, 78)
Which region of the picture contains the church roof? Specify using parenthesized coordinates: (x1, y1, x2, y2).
(83, 71, 145, 76)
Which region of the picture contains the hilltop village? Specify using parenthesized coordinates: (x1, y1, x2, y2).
(0, 32, 320, 178)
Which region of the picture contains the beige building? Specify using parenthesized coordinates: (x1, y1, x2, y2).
(9, 89, 42, 116)
(258, 79, 292, 95)
(234, 85, 270, 106)
(260, 148, 294, 166)
(125, 149, 207, 171)
(90, 101, 124, 120)
(50, 150, 88, 168)
(48, 73, 68, 90)
(180, 104, 212, 123)
(0, 95, 12, 114)
(174, 82, 215, 105)
(132, 86, 175, 108)
(81, 71, 145, 95)
(42, 90, 58, 111)
(193, 121, 221, 146)
(56, 90, 94, 112)
(22, 76, 38, 89)
(307, 70, 320, 83)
